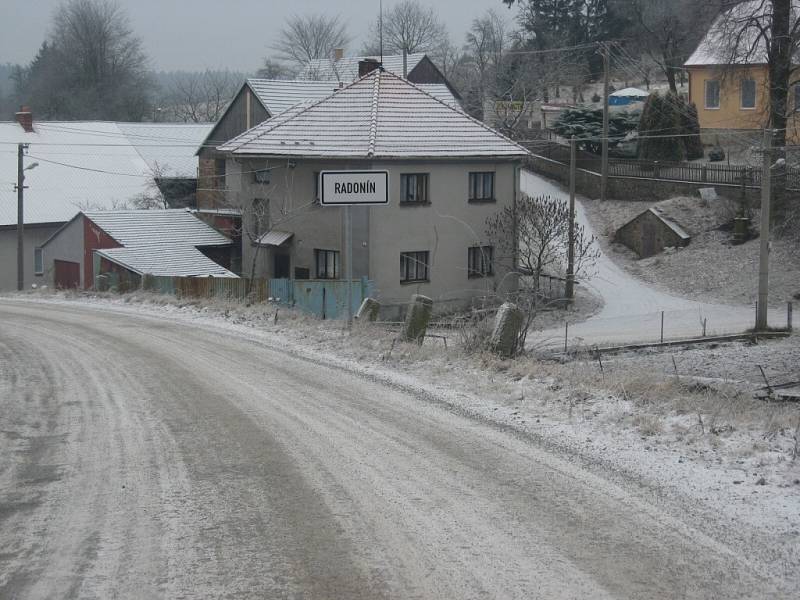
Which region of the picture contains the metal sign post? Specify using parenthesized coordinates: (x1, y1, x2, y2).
(319, 170, 390, 328)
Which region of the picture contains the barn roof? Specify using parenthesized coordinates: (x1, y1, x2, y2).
(219, 70, 529, 160)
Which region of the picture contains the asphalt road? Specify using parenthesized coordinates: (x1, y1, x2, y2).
(0, 300, 785, 599)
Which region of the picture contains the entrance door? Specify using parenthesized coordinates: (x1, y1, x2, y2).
(274, 254, 290, 279)
(54, 260, 80, 289)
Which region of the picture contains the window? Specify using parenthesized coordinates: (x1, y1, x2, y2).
(468, 246, 494, 278)
(468, 172, 495, 202)
(741, 79, 756, 109)
(214, 158, 226, 189)
(315, 249, 339, 279)
(705, 80, 720, 109)
(34, 248, 43, 275)
(400, 251, 429, 283)
(400, 173, 429, 204)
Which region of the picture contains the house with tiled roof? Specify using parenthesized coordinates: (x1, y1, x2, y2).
(196, 74, 459, 209)
(38, 209, 236, 289)
(216, 67, 529, 315)
(684, 0, 800, 141)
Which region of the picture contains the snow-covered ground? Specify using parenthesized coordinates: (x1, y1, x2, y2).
(520, 170, 785, 347)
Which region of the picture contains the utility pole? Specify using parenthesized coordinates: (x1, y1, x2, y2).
(600, 42, 610, 202)
(566, 136, 576, 299)
(15, 143, 26, 292)
(756, 128, 773, 330)
(344, 205, 353, 329)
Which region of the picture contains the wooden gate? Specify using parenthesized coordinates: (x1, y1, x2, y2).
(54, 260, 80, 289)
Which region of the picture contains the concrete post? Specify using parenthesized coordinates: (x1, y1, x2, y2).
(402, 294, 433, 343)
(490, 302, 524, 357)
(356, 297, 381, 322)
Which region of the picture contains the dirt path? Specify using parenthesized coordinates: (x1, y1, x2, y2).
(0, 300, 790, 598)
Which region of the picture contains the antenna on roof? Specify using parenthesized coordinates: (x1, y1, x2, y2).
(379, 0, 384, 64)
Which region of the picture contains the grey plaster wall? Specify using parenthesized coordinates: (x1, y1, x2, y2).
(39, 217, 85, 287)
(0, 224, 60, 291)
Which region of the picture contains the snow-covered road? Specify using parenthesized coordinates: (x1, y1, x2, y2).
(520, 171, 783, 347)
(0, 300, 783, 598)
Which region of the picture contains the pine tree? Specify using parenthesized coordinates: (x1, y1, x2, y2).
(637, 92, 685, 161)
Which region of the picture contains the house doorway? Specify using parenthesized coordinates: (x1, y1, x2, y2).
(274, 253, 290, 279)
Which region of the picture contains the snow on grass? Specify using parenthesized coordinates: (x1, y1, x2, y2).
(7, 288, 800, 575)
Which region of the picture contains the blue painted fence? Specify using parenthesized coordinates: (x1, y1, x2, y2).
(269, 278, 374, 320)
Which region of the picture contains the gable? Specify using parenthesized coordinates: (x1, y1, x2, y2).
(198, 83, 270, 156)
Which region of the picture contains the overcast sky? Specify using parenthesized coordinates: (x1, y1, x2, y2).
(1, 0, 514, 72)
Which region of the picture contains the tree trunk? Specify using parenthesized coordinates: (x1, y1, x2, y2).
(769, 0, 791, 214)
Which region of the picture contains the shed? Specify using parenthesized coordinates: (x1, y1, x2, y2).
(614, 207, 691, 258)
(609, 87, 650, 106)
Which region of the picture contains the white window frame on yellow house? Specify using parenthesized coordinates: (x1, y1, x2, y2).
(740, 79, 756, 110)
(704, 80, 721, 109)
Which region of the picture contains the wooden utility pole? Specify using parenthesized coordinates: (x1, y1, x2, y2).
(600, 42, 610, 202)
(15, 143, 25, 292)
(566, 136, 576, 299)
(756, 128, 773, 330)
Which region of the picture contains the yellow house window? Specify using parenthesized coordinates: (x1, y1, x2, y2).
(705, 80, 720, 109)
(741, 79, 756, 109)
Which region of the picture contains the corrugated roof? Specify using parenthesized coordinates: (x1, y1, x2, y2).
(685, 1, 800, 66)
(85, 209, 236, 277)
(219, 70, 529, 160)
(0, 121, 209, 227)
(299, 53, 427, 82)
(117, 122, 212, 178)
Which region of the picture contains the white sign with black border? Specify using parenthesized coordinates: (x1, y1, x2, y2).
(319, 170, 389, 206)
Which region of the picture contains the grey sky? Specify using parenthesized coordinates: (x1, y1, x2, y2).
(1, 0, 514, 72)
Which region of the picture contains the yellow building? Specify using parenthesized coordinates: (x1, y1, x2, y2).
(684, 1, 800, 143)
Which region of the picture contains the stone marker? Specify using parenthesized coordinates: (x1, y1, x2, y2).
(490, 302, 524, 357)
(355, 297, 381, 321)
(698, 187, 718, 202)
(401, 294, 433, 343)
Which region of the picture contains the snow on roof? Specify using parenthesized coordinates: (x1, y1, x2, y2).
(0, 121, 152, 226)
(117, 122, 212, 178)
(247, 78, 459, 117)
(219, 70, 529, 160)
(299, 53, 427, 82)
(0, 121, 209, 227)
(610, 87, 649, 97)
(83, 209, 237, 278)
(648, 208, 691, 240)
(685, 1, 800, 66)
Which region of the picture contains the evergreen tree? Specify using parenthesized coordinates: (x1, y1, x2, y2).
(681, 101, 704, 160)
(637, 92, 684, 161)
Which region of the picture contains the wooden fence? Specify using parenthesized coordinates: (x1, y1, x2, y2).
(144, 275, 267, 303)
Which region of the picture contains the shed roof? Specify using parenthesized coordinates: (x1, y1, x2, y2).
(219, 70, 529, 160)
(299, 53, 427, 81)
(610, 87, 649, 97)
(83, 209, 236, 278)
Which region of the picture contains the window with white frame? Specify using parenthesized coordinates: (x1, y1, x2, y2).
(467, 246, 494, 278)
(741, 79, 756, 109)
(705, 80, 720, 109)
(400, 251, 429, 283)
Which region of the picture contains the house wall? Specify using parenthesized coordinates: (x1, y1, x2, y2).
(228, 157, 519, 316)
(687, 64, 800, 142)
(38, 218, 84, 288)
(83, 217, 122, 287)
(0, 223, 61, 291)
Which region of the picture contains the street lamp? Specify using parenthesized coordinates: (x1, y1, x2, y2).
(15, 145, 38, 291)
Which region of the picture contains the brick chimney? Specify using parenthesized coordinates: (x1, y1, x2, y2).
(334, 48, 344, 61)
(358, 59, 381, 77)
(15, 106, 33, 133)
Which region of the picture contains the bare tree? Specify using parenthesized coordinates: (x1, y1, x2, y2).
(15, 0, 151, 120)
(364, 0, 447, 55)
(257, 58, 292, 80)
(271, 13, 350, 67)
(165, 70, 239, 123)
(466, 10, 508, 105)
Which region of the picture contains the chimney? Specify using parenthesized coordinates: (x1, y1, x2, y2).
(334, 48, 344, 61)
(15, 106, 33, 133)
(358, 58, 381, 77)
(402, 49, 408, 78)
